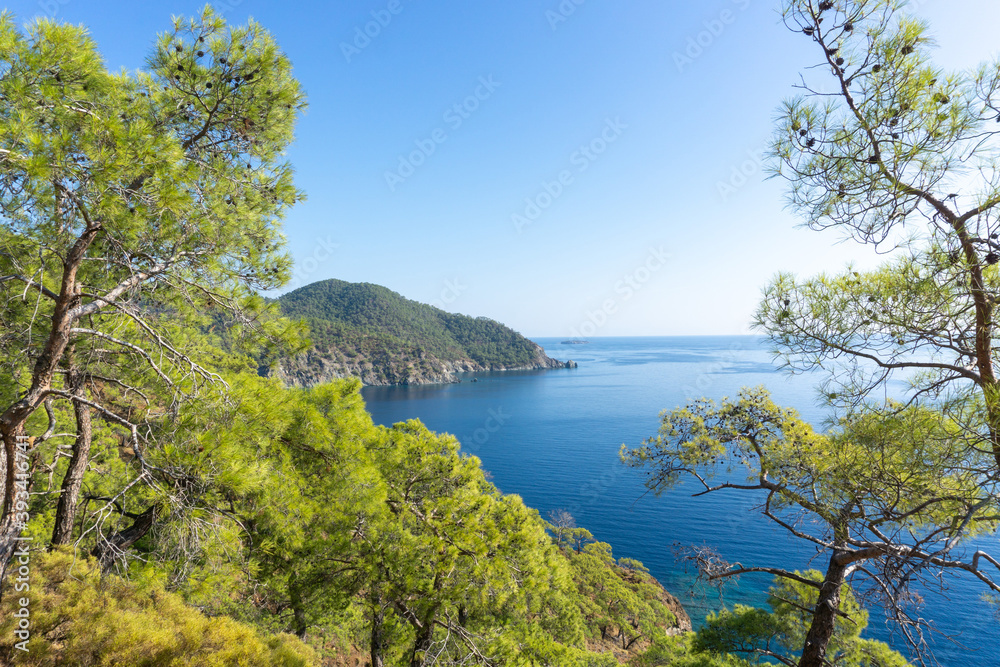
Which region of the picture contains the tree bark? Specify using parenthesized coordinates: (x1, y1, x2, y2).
(91, 503, 158, 572)
(0, 426, 36, 590)
(0, 227, 99, 579)
(798, 552, 848, 667)
(409, 616, 437, 667)
(370, 602, 386, 667)
(289, 575, 308, 638)
(51, 368, 92, 545)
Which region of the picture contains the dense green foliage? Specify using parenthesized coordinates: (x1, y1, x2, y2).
(276, 279, 547, 371)
(622, 385, 975, 665)
(565, 542, 677, 652)
(5, 372, 689, 665)
(694, 573, 908, 667)
(630, 634, 754, 667)
(0, 549, 317, 666)
(0, 3, 308, 588)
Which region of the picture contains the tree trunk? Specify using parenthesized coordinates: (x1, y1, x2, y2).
(289, 575, 308, 638)
(405, 571, 442, 667)
(370, 603, 386, 667)
(409, 616, 436, 667)
(51, 369, 92, 545)
(987, 399, 1000, 473)
(0, 426, 35, 589)
(91, 503, 158, 572)
(0, 224, 100, 583)
(798, 552, 848, 667)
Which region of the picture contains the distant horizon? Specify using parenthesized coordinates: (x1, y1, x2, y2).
(529, 334, 763, 339)
(274, 274, 764, 338)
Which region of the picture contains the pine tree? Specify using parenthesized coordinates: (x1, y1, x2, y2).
(0, 8, 305, 579)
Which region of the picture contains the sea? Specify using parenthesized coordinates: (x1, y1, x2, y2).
(360, 336, 1000, 666)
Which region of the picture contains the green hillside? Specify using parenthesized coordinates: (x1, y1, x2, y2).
(269, 279, 572, 385)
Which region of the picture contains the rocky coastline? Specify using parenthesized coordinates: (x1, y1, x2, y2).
(266, 342, 577, 387)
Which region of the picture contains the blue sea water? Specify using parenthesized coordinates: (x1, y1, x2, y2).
(360, 336, 1000, 666)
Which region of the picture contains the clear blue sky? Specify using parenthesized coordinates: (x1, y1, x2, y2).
(5, 0, 1000, 335)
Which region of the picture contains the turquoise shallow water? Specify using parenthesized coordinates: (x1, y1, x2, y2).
(360, 336, 1000, 666)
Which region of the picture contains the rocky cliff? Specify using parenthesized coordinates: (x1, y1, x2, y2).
(268, 339, 576, 387)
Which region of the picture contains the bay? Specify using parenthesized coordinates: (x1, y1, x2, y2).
(360, 336, 999, 665)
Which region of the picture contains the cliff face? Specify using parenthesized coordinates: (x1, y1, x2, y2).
(266, 340, 576, 387)
(580, 567, 693, 662)
(658, 584, 693, 634)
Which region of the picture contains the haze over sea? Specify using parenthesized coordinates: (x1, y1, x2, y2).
(362, 336, 1000, 666)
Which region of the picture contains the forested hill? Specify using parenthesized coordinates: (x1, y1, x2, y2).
(265, 279, 576, 386)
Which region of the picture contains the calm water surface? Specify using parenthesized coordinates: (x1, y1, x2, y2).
(361, 336, 999, 665)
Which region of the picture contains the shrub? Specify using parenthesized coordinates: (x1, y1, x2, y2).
(0, 548, 318, 666)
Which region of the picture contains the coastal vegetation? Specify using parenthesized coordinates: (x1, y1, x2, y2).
(0, 13, 684, 666)
(0, 1, 994, 665)
(0, 370, 695, 665)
